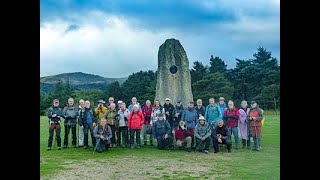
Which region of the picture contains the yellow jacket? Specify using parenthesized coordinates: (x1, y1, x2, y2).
(94, 106, 108, 124)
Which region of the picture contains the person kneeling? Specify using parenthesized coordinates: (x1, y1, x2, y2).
(152, 113, 173, 150)
(195, 116, 211, 154)
(212, 119, 232, 153)
(93, 118, 112, 153)
(174, 121, 192, 152)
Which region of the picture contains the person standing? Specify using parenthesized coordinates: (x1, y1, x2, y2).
(79, 100, 97, 149)
(128, 104, 144, 149)
(181, 101, 198, 148)
(163, 98, 175, 131)
(77, 99, 85, 147)
(247, 101, 263, 151)
(218, 97, 227, 122)
(223, 100, 240, 149)
(128, 97, 142, 112)
(63, 98, 79, 148)
(205, 98, 222, 128)
(47, 99, 63, 150)
(94, 100, 107, 125)
(103, 103, 118, 147)
(172, 99, 184, 130)
(238, 100, 251, 149)
(142, 100, 153, 146)
(195, 99, 206, 119)
(117, 102, 130, 148)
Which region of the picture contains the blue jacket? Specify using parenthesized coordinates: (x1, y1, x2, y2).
(218, 103, 227, 118)
(152, 120, 171, 139)
(205, 104, 222, 125)
(182, 107, 198, 129)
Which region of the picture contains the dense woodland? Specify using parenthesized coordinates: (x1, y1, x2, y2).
(40, 47, 280, 115)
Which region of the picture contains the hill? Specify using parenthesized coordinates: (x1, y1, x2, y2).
(40, 72, 127, 92)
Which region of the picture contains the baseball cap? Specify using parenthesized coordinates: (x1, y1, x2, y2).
(97, 100, 105, 104)
(177, 99, 182, 103)
(250, 101, 256, 104)
(117, 100, 123, 104)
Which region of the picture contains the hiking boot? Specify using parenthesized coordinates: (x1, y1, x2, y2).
(63, 145, 68, 149)
(72, 145, 77, 148)
(227, 149, 231, 153)
(136, 145, 141, 149)
(214, 151, 218, 154)
(47, 147, 51, 151)
(121, 145, 126, 148)
(247, 146, 251, 149)
(130, 145, 135, 149)
(204, 150, 209, 154)
(186, 148, 192, 152)
(57, 147, 61, 150)
(144, 142, 147, 146)
(84, 146, 88, 149)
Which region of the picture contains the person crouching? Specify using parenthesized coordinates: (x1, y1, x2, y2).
(194, 116, 211, 154)
(93, 118, 112, 153)
(212, 119, 232, 153)
(152, 113, 173, 150)
(174, 121, 192, 152)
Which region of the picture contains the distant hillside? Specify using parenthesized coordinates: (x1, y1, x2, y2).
(40, 72, 127, 92)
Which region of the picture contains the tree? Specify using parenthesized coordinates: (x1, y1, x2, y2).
(73, 89, 104, 107)
(105, 81, 122, 102)
(209, 55, 227, 74)
(121, 70, 156, 106)
(190, 61, 209, 83)
(192, 72, 234, 106)
(47, 80, 74, 108)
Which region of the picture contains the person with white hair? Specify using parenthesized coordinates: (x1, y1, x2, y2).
(78, 99, 85, 147)
(128, 97, 142, 112)
(128, 104, 145, 149)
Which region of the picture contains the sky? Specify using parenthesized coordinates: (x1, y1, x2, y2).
(40, 0, 280, 78)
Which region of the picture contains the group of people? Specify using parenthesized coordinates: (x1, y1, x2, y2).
(46, 96, 264, 153)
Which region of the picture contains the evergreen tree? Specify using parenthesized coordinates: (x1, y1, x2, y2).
(209, 55, 227, 74)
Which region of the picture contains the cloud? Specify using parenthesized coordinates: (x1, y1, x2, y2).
(40, 1, 280, 77)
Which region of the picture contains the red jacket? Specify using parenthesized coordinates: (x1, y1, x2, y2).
(142, 105, 153, 125)
(249, 107, 263, 127)
(174, 128, 190, 140)
(128, 110, 144, 130)
(224, 108, 239, 128)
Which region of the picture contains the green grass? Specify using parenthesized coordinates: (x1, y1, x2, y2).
(40, 111, 280, 179)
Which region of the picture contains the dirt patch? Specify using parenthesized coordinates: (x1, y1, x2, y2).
(41, 154, 230, 179)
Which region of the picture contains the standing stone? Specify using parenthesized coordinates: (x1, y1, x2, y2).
(155, 38, 193, 107)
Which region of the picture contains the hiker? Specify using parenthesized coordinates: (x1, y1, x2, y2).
(218, 97, 227, 122)
(116, 100, 123, 112)
(205, 98, 222, 127)
(103, 103, 118, 147)
(128, 97, 142, 112)
(195, 99, 206, 119)
(223, 100, 240, 149)
(93, 117, 112, 153)
(172, 99, 184, 130)
(152, 113, 173, 150)
(181, 101, 198, 148)
(163, 98, 175, 129)
(117, 102, 130, 148)
(78, 99, 85, 147)
(47, 99, 63, 150)
(247, 101, 263, 151)
(128, 104, 144, 149)
(212, 119, 232, 153)
(174, 121, 192, 152)
(63, 98, 79, 148)
(238, 100, 251, 149)
(142, 100, 153, 146)
(94, 99, 107, 125)
(194, 116, 211, 154)
(79, 100, 97, 149)
(151, 100, 165, 124)
(106, 97, 115, 108)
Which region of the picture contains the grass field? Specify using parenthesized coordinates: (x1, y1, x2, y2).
(40, 111, 280, 179)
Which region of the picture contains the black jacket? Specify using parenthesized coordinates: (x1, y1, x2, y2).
(212, 124, 231, 140)
(79, 107, 97, 126)
(47, 106, 63, 124)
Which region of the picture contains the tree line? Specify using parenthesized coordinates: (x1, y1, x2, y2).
(40, 47, 279, 115)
